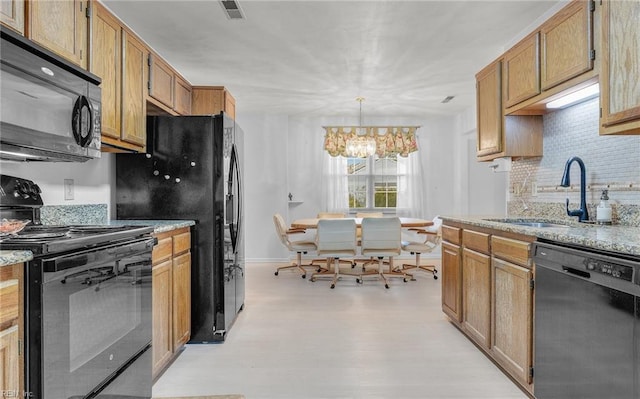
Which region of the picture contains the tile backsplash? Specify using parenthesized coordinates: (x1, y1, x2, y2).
(508, 97, 640, 226)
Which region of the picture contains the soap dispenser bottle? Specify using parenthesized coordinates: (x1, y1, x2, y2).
(596, 189, 612, 225)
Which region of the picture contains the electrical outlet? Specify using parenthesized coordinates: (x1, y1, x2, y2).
(64, 179, 74, 200)
(531, 182, 538, 197)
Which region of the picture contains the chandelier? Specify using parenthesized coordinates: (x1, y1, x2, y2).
(323, 98, 420, 158)
(345, 98, 376, 158)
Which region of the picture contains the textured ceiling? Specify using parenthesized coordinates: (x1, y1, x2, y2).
(102, 0, 565, 117)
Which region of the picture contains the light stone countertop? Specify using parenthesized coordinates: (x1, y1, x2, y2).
(108, 220, 196, 234)
(441, 216, 640, 256)
(0, 250, 33, 267)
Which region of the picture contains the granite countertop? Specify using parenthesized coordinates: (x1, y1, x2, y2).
(0, 250, 33, 267)
(441, 216, 640, 256)
(108, 219, 196, 234)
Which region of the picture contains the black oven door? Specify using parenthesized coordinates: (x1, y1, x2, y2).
(26, 237, 154, 399)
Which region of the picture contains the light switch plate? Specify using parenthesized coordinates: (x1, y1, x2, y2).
(64, 179, 74, 200)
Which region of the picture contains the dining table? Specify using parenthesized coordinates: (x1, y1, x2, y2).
(291, 217, 434, 229)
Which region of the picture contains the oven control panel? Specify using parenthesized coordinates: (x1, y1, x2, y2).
(0, 174, 43, 206)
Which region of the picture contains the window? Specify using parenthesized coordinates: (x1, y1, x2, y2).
(347, 154, 398, 210)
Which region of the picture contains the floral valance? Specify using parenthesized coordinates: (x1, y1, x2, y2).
(323, 126, 419, 158)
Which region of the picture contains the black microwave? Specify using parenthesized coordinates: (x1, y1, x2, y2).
(0, 26, 101, 162)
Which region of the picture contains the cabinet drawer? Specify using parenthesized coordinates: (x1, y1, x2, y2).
(463, 229, 490, 254)
(0, 279, 19, 325)
(173, 232, 191, 255)
(442, 225, 461, 245)
(153, 237, 173, 264)
(491, 236, 531, 267)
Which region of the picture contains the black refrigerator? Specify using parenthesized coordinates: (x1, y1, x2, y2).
(116, 113, 244, 342)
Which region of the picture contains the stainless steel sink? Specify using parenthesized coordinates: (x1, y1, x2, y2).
(506, 222, 568, 228)
(483, 219, 570, 228)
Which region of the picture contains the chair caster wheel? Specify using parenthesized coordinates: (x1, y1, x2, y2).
(330, 284, 335, 289)
(403, 278, 408, 282)
(301, 274, 306, 279)
(310, 278, 315, 282)
(274, 271, 279, 276)
(385, 284, 390, 289)
(434, 275, 438, 280)
(317, 268, 322, 272)
(356, 279, 361, 284)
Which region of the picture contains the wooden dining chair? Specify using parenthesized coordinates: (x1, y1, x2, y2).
(401, 216, 442, 280)
(359, 217, 407, 289)
(310, 218, 358, 289)
(273, 213, 319, 279)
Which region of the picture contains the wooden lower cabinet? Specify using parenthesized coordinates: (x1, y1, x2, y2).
(0, 263, 23, 395)
(151, 259, 172, 377)
(172, 252, 191, 349)
(491, 257, 533, 388)
(461, 247, 491, 349)
(441, 241, 462, 322)
(441, 221, 534, 394)
(151, 227, 191, 379)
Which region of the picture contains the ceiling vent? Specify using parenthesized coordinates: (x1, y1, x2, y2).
(441, 96, 455, 104)
(220, 0, 245, 20)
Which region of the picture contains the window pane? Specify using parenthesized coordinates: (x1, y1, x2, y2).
(374, 175, 397, 208)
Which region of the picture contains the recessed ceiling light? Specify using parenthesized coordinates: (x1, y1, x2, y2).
(219, 0, 245, 20)
(441, 96, 455, 104)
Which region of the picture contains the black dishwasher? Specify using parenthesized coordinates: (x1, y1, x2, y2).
(533, 240, 640, 399)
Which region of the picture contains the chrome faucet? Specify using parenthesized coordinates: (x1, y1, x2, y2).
(560, 156, 589, 222)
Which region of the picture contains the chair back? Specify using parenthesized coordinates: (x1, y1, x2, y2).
(273, 213, 291, 248)
(317, 212, 345, 219)
(316, 219, 357, 257)
(360, 217, 402, 256)
(426, 216, 443, 245)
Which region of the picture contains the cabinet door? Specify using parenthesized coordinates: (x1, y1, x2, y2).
(462, 247, 491, 349)
(441, 241, 462, 323)
(172, 252, 191, 349)
(174, 76, 192, 115)
(152, 260, 172, 377)
(0, 325, 19, 392)
(91, 3, 121, 139)
(28, 0, 87, 68)
(224, 90, 236, 119)
(600, 0, 640, 132)
(476, 59, 502, 157)
(491, 257, 533, 387)
(540, 0, 593, 91)
(122, 31, 147, 148)
(148, 54, 174, 109)
(0, 0, 24, 34)
(504, 32, 540, 108)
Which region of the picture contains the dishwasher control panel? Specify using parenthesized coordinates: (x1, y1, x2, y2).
(584, 258, 633, 282)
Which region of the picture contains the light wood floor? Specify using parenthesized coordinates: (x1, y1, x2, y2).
(152, 261, 527, 399)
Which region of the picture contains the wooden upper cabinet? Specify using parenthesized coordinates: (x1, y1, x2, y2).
(192, 86, 236, 119)
(174, 76, 192, 115)
(92, 3, 146, 152)
(148, 53, 174, 109)
(0, 0, 24, 34)
(90, 2, 121, 140)
(27, 0, 88, 69)
(121, 30, 147, 148)
(600, 0, 640, 134)
(476, 59, 503, 157)
(540, 0, 594, 91)
(504, 32, 540, 108)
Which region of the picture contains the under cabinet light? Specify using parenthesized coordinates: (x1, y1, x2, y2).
(546, 84, 599, 109)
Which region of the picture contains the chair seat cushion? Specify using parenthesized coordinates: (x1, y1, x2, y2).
(401, 241, 436, 252)
(290, 241, 317, 251)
